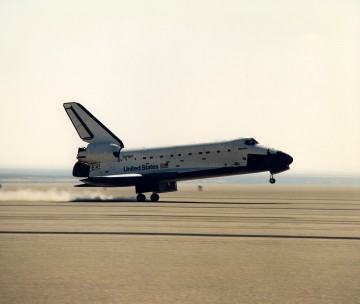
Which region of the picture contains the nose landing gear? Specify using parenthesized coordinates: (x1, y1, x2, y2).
(269, 174, 276, 184)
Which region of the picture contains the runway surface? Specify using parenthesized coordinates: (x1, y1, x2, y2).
(0, 184, 359, 303)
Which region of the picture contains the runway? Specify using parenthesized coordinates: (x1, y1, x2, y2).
(0, 184, 359, 303)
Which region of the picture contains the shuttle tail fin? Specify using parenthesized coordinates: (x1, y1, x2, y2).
(63, 102, 124, 147)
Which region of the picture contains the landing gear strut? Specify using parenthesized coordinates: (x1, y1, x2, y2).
(136, 193, 146, 202)
(269, 174, 276, 184)
(150, 193, 160, 202)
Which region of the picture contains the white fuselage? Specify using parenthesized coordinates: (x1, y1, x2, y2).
(88, 138, 275, 179)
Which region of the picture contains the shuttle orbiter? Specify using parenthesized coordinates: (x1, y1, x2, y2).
(64, 103, 293, 201)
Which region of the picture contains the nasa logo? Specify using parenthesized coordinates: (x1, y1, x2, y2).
(123, 154, 134, 160)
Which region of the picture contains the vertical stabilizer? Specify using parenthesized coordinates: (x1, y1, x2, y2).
(63, 102, 124, 147)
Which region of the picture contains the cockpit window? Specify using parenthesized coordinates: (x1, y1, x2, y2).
(244, 138, 258, 146)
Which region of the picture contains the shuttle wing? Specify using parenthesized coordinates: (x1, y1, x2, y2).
(79, 172, 179, 187)
(78, 173, 143, 187)
(63, 102, 124, 147)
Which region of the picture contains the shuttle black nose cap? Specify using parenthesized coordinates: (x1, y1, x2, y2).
(277, 151, 293, 166)
(288, 154, 293, 165)
(267, 151, 293, 174)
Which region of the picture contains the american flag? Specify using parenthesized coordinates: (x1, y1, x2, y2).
(160, 162, 169, 169)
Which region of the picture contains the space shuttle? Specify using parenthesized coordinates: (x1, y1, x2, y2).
(64, 102, 293, 202)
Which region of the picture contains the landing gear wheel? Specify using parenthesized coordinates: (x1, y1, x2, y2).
(269, 174, 276, 184)
(150, 193, 160, 202)
(136, 193, 146, 202)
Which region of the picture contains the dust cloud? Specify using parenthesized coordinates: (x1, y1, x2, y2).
(0, 188, 127, 202)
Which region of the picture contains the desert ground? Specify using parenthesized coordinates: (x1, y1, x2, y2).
(0, 183, 359, 303)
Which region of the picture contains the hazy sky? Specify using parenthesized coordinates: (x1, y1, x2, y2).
(0, 0, 359, 174)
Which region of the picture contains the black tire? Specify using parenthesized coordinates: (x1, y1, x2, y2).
(269, 178, 276, 184)
(150, 193, 160, 202)
(137, 193, 146, 202)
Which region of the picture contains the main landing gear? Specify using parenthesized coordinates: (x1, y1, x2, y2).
(269, 174, 276, 184)
(136, 193, 160, 202)
(150, 193, 159, 202)
(136, 193, 146, 202)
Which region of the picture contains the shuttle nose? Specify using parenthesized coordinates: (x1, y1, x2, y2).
(288, 154, 293, 165)
(278, 151, 293, 166)
(267, 151, 293, 174)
